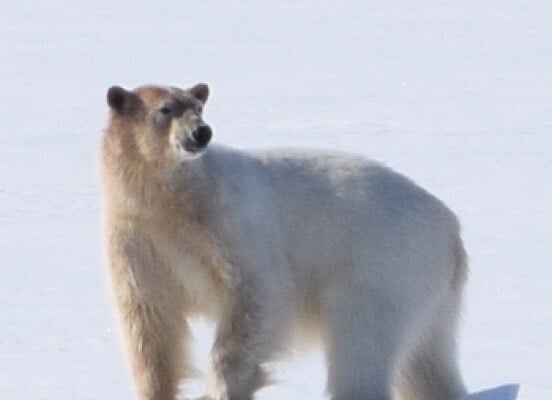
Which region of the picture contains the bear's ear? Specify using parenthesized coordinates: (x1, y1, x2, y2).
(107, 86, 137, 114)
(190, 83, 209, 104)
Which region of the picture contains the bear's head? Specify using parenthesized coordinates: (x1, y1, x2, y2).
(105, 83, 212, 167)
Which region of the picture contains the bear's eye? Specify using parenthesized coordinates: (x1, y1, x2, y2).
(159, 106, 173, 115)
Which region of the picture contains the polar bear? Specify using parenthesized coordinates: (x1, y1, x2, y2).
(100, 83, 468, 400)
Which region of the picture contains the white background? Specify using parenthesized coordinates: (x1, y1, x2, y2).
(0, 1, 550, 399)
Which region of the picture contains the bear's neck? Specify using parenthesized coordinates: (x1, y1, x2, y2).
(101, 144, 207, 225)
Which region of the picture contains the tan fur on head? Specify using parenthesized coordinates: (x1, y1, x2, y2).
(102, 83, 212, 215)
(104, 84, 210, 166)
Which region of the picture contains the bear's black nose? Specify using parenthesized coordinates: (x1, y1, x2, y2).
(192, 125, 212, 148)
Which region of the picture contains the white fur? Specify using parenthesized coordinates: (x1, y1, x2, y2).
(193, 145, 467, 400)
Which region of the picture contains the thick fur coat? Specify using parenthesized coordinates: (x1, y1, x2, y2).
(101, 83, 467, 400)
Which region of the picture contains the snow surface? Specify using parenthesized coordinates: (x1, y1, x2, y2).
(0, 1, 550, 399)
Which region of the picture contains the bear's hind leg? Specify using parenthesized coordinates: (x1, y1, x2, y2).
(395, 296, 466, 400)
(323, 292, 407, 400)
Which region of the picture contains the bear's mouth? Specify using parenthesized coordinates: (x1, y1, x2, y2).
(177, 139, 208, 156)
(182, 139, 207, 154)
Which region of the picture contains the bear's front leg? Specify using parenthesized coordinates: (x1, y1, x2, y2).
(118, 292, 190, 400)
(207, 284, 275, 400)
(108, 229, 193, 400)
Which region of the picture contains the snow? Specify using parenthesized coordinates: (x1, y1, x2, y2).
(0, 1, 550, 399)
